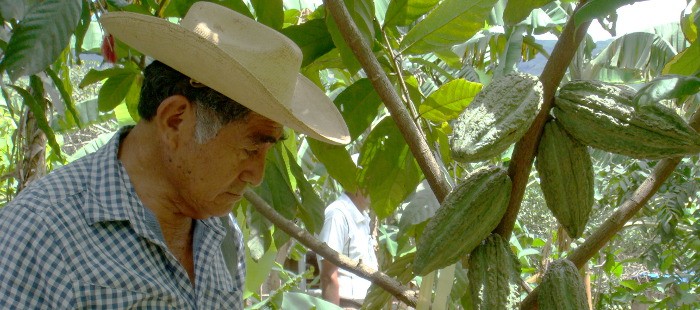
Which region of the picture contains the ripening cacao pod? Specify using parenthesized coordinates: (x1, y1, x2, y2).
(451, 72, 543, 163)
(467, 234, 521, 309)
(539, 259, 588, 310)
(535, 120, 594, 239)
(554, 80, 700, 159)
(413, 166, 512, 276)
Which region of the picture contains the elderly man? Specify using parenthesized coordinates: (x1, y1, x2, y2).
(0, 2, 348, 309)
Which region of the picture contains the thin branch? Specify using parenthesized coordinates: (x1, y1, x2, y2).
(243, 190, 419, 307)
(520, 110, 700, 309)
(323, 0, 451, 202)
(493, 1, 591, 238)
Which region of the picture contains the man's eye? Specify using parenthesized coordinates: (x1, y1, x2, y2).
(245, 148, 260, 156)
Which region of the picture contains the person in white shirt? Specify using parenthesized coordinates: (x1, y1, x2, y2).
(317, 189, 378, 309)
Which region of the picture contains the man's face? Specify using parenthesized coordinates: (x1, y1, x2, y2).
(166, 112, 283, 219)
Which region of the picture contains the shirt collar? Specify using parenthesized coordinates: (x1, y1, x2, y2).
(338, 193, 368, 224)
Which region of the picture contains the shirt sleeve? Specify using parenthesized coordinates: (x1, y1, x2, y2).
(0, 203, 73, 309)
(317, 206, 349, 260)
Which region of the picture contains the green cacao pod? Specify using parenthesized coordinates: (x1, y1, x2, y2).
(554, 80, 700, 159)
(467, 234, 521, 310)
(413, 166, 512, 276)
(539, 259, 588, 310)
(451, 72, 543, 163)
(535, 120, 594, 239)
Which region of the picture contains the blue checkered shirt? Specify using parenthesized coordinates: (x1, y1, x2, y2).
(0, 128, 246, 309)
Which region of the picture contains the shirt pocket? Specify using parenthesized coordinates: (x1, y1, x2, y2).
(73, 281, 189, 309)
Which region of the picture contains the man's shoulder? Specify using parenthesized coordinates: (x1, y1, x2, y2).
(4, 153, 95, 215)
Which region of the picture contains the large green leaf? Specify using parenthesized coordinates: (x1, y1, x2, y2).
(281, 292, 342, 310)
(0, 0, 39, 21)
(252, 0, 284, 30)
(284, 143, 325, 234)
(383, 0, 439, 27)
(0, 0, 82, 81)
(325, 0, 375, 73)
(418, 79, 482, 123)
(51, 98, 116, 133)
(494, 25, 526, 77)
(73, 0, 91, 58)
(587, 32, 677, 82)
(80, 66, 139, 88)
(333, 78, 383, 140)
(634, 74, 700, 106)
(663, 39, 700, 76)
(281, 18, 335, 67)
(400, 0, 498, 55)
(359, 118, 423, 219)
(97, 72, 139, 112)
(503, 0, 553, 26)
(307, 139, 358, 193)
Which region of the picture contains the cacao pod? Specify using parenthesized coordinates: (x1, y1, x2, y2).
(539, 259, 588, 310)
(535, 120, 594, 239)
(554, 80, 700, 159)
(468, 234, 521, 310)
(451, 72, 543, 163)
(413, 166, 512, 276)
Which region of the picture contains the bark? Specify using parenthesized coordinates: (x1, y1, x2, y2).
(243, 191, 419, 307)
(322, 0, 451, 202)
(520, 110, 700, 309)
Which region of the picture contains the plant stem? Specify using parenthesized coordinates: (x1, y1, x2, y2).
(243, 190, 418, 307)
(323, 0, 451, 202)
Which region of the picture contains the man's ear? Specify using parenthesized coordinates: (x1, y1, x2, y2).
(153, 95, 195, 149)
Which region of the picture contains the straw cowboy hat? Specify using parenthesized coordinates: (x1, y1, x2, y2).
(100, 2, 350, 145)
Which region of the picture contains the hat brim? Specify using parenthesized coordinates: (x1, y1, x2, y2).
(100, 13, 350, 145)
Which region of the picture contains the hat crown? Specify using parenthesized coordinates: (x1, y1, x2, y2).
(181, 2, 302, 107)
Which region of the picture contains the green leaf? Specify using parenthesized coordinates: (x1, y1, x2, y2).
(399, 0, 498, 55)
(634, 74, 700, 106)
(283, 144, 325, 234)
(325, 0, 375, 73)
(73, 0, 91, 58)
(45, 67, 80, 128)
(8, 85, 61, 157)
(360, 117, 423, 219)
(663, 39, 700, 76)
(494, 25, 525, 77)
(573, 0, 645, 27)
(98, 72, 138, 112)
(333, 78, 382, 140)
(383, 0, 439, 27)
(252, 0, 284, 30)
(307, 139, 358, 193)
(281, 18, 335, 67)
(589, 32, 677, 81)
(503, 0, 553, 26)
(79, 67, 139, 88)
(1, 0, 82, 81)
(418, 79, 482, 122)
(51, 98, 116, 133)
(281, 292, 343, 310)
(0, 0, 39, 21)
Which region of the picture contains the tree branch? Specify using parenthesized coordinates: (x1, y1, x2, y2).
(493, 1, 591, 238)
(323, 0, 451, 202)
(520, 110, 700, 309)
(243, 190, 418, 307)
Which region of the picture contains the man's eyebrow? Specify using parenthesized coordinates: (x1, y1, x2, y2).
(251, 132, 288, 145)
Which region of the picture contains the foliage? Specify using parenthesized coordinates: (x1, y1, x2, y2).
(1, 0, 699, 309)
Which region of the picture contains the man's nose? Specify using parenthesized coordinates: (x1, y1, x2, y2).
(240, 153, 266, 187)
